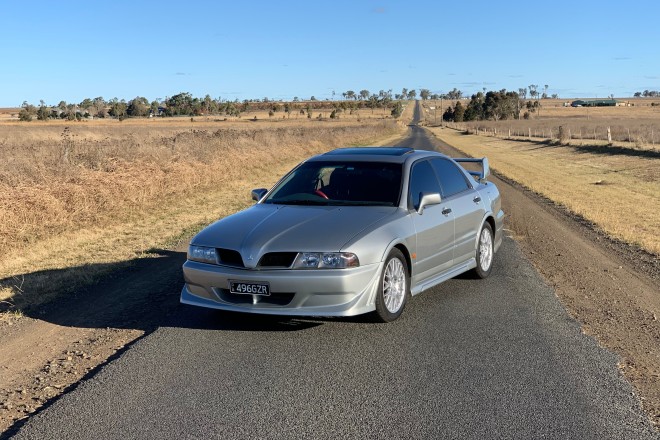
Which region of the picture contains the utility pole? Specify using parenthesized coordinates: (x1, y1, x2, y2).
(440, 96, 443, 127)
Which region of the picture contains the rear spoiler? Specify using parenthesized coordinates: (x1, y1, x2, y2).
(453, 157, 490, 182)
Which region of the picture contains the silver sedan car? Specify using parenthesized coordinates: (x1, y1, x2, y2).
(181, 147, 504, 322)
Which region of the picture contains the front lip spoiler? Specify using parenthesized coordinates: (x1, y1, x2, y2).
(180, 284, 375, 317)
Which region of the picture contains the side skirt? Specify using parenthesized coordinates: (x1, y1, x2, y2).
(410, 258, 477, 296)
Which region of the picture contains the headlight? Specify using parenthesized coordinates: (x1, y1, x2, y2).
(292, 252, 359, 269)
(188, 245, 218, 264)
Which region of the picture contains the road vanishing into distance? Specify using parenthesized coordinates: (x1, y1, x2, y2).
(8, 105, 658, 439)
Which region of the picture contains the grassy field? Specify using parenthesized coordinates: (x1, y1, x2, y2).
(0, 112, 410, 312)
(427, 127, 660, 256)
(420, 99, 660, 148)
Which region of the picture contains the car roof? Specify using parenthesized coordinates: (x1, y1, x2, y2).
(307, 147, 448, 164)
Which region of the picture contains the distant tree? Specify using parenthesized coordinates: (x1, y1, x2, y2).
(127, 96, 150, 117)
(346, 90, 356, 100)
(108, 98, 127, 118)
(446, 88, 463, 100)
(551, 93, 559, 99)
(293, 96, 299, 102)
(201, 94, 217, 114)
(92, 97, 106, 118)
(442, 106, 454, 122)
(528, 84, 538, 100)
(18, 101, 37, 121)
(407, 89, 417, 100)
(391, 101, 403, 118)
(541, 84, 549, 99)
(464, 92, 485, 121)
(65, 103, 78, 121)
(453, 101, 465, 122)
(165, 92, 193, 116)
(79, 98, 93, 111)
(37, 103, 50, 120)
(150, 100, 160, 115)
(367, 95, 379, 114)
(359, 89, 370, 101)
(419, 89, 431, 100)
(310, 96, 317, 101)
(634, 92, 642, 97)
(401, 88, 408, 100)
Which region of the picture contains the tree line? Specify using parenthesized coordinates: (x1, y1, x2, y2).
(633, 90, 659, 97)
(17, 87, 443, 122)
(441, 85, 557, 122)
(17, 84, 565, 122)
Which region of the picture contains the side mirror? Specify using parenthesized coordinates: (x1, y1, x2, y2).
(417, 192, 441, 214)
(251, 188, 268, 202)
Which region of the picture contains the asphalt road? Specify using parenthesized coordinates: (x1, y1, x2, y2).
(10, 106, 658, 439)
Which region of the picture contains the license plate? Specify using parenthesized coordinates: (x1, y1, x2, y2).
(229, 280, 270, 296)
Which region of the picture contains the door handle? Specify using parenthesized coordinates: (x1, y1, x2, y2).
(442, 208, 452, 215)
(473, 196, 481, 203)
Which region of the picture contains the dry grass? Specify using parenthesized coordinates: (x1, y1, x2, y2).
(420, 99, 660, 149)
(0, 117, 406, 311)
(428, 127, 660, 255)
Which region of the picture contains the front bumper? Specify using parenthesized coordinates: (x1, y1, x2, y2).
(180, 260, 383, 316)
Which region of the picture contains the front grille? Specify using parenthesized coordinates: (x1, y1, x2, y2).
(258, 252, 298, 268)
(217, 248, 245, 268)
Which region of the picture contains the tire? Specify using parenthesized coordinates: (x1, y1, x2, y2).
(473, 222, 494, 279)
(373, 249, 410, 322)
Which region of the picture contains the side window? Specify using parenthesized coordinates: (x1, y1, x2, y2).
(430, 158, 471, 198)
(408, 160, 441, 210)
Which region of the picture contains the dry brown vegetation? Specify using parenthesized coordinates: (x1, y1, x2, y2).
(0, 116, 407, 311)
(421, 99, 660, 149)
(427, 127, 660, 256)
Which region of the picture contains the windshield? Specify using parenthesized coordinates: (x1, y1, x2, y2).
(264, 161, 403, 206)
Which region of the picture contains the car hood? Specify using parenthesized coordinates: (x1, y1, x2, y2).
(193, 204, 397, 268)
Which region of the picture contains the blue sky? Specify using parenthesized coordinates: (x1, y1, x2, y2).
(2, 0, 659, 106)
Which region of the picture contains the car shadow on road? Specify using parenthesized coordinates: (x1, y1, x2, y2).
(1, 249, 326, 334)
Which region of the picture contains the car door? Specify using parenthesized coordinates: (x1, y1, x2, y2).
(430, 158, 486, 265)
(408, 160, 455, 284)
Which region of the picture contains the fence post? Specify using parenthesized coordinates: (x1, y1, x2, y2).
(529, 128, 531, 138)
(627, 128, 631, 143)
(607, 126, 612, 144)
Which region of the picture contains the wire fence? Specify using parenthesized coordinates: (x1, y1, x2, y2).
(446, 122, 659, 150)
